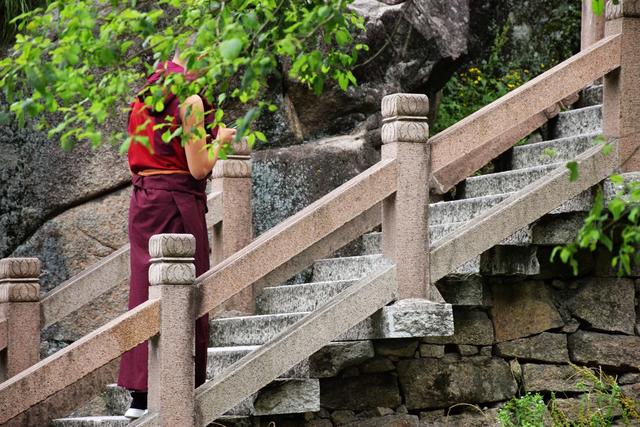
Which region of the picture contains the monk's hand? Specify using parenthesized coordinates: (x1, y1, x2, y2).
(218, 127, 237, 144)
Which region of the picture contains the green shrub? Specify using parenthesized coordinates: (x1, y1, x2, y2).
(497, 393, 547, 427)
(432, 24, 531, 134)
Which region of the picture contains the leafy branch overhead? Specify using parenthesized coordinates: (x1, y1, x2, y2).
(0, 0, 368, 153)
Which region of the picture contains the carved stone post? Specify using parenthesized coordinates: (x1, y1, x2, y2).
(603, 0, 640, 171)
(0, 257, 41, 381)
(582, 0, 606, 50)
(147, 234, 197, 426)
(211, 138, 254, 314)
(381, 94, 440, 301)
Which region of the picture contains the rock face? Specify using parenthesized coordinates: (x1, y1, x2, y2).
(397, 357, 517, 410)
(567, 278, 636, 334)
(0, 123, 130, 259)
(11, 188, 131, 292)
(568, 331, 640, 370)
(490, 281, 564, 342)
(252, 135, 378, 236)
(495, 332, 569, 363)
(522, 364, 582, 393)
(423, 308, 494, 346)
(320, 373, 402, 411)
(253, 0, 471, 148)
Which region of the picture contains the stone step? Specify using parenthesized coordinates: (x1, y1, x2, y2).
(511, 132, 600, 170)
(578, 84, 603, 107)
(51, 416, 130, 427)
(211, 299, 452, 346)
(461, 164, 559, 198)
(207, 346, 310, 379)
(312, 254, 386, 282)
(210, 312, 308, 347)
(256, 280, 355, 314)
(551, 105, 602, 139)
(429, 194, 511, 225)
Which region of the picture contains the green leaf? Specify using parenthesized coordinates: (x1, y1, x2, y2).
(566, 161, 579, 182)
(592, 0, 605, 16)
(219, 38, 243, 61)
(335, 29, 350, 47)
(608, 197, 626, 221)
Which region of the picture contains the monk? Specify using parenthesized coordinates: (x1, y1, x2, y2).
(119, 50, 236, 419)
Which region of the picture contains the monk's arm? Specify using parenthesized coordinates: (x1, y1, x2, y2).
(180, 94, 218, 180)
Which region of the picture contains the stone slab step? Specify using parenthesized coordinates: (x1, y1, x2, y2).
(51, 416, 130, 427)
(461, 164, 559, 198)
(211, 300, 452, 346)
(578, 85, 603, 107)
(256, 279, 355, 314)
(551, 105, 602, 139)
(207, 346, 310, 379)
(312, 254, 385, 282)
(429, 194, 511, 225)
(511, 132, 600, 170)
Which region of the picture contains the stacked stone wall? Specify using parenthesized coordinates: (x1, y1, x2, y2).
(254, 257, 640, 427)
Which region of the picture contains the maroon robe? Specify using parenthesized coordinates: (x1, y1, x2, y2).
(118, 174, 210, 391)
(118, 61, 212, 391)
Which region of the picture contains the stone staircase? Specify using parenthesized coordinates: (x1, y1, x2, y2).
(51, 87, 609, 426)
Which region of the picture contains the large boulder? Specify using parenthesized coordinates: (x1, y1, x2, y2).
(253, 0, 471, 147)
(0, 122, 130, 258)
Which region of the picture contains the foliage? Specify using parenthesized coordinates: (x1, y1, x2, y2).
(552, 139, 640, 276)
(0, 0, 48, 44)
(0, 0, 367, 154)
(497, 393, 547, 427)
(432, 24, 530, 134)
(497, 366, 639, 427)
(592, 0, 620, 16)
(549, 366, 639, 426)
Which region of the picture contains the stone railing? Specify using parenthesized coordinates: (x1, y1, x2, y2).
(1, 2, 638, 425)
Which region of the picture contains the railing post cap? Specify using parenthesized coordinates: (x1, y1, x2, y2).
(0, 258, 41, 280)
(149, 234, 196, 258)
(606, 0, 640, 20)
(381, 93, 429, 120)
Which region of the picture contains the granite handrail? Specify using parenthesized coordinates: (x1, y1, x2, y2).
(39, 191, 223, 330)
(0, 318, 6, 352)
(0, 159, 395, 425)
(430, 33, 622, 194)
(0, 300, 160, 424)
(195, 158, 397, 318)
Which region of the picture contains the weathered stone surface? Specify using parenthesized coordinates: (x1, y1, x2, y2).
(397, 357, 517, 410)
(522, 364, 582, 392)
(253, 379, 320, 416)
(320, 373, 401, 411)
(331, 409, 357, 425)
(310, 341, 375, 378)
(419, 344, 445, 358)
(457, 345, 479, 356)
(252, 136, 378, 238)
(435, 276, 485, 306)
(0, 123, 130, 260)
(567, 278, 636, 334)
(361, 358, 395, 374)
(51, 416, 131, 427)
(491, 281, 564, 342)
(12, 188, 130, 292)
(568, 331, 640, 370)
(421, 408, 500, 427)
(495, 332, 569, 363)
(343, 414, 419, 427)
(423, 308, 494, 346)
(374, 339, 419, 358)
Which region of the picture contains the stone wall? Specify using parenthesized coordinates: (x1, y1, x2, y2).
(253, 258, 640, 427)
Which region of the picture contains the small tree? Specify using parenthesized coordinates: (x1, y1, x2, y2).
(0, 0, 368, 155)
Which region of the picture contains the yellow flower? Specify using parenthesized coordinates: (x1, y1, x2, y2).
(541, 63, 545, 69)
(524, 69, 529, 74)
(507, 83, 515, 89)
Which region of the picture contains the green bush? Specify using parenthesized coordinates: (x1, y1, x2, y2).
(498, 393, 547, 427)
(432, 24, 531, 134)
